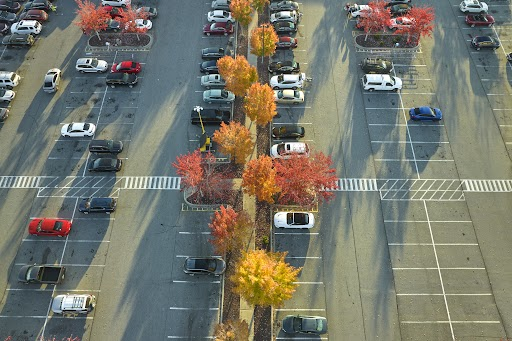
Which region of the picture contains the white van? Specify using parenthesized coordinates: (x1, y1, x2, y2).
(11, 20, 42, 35)
(0, 71, 20, 89)
(361, 74, 402, 91)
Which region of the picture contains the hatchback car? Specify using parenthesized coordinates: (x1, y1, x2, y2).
(42, 68, 61, 93)
(17, 9, 48, 22)
(360, 57, 393, 74)
(183, 257, 226, 276)
(203, 89, 235, 103)
(200, 74, 226, 88)
(471, 36, 500, 50)
(111, 60, 141, 74)
(268, 60, 300, 74)
(76, 58, 108, 73)
(276, 36, 297, 49)
(88, 139, 123, 154)
(191, 108, 231, 125)
(274, 212, 315, 228)
(0, 0, 21, 13)
(270, 10, 298, 23)
(200, 60, 219, 74)
(102, 5, 123, 18)
(272, 125, 305, 138)
(270, 142, 310, 159)
(273, 89, 304, 104)
(207, 10, 234, 23)
(273, 21, 297, 34)
(79, 197, 117, 214)
(270, 73, 306, 89)
(465, 14, 494, 26)
(28, 218, 72, 237)
(459, 0, 487, 13)
(201, 47, 226, 60)
(88, 157, 122, 172)
(282, 315, 328, 335)
(0, 88, 15, 102)
(409, 106, 442, 121)
(106, 72, 138, 87)
(270, 1, 299, 12)
(129, 18, 152, 30)
(203, 22, 233, 36)
(61, 122, 96, 137)
(136, 6, 157, 18)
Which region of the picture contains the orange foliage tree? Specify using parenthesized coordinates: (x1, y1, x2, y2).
(212, 122, 254, 164)
(208, 205, 253, 255)
(243, 83, 276, 125)
(356, 0, 390, 38)
(74, 0, 110, 37)
(251, 0, 270, 13)
(217, 56, 258, 97)
(250, 23, 278, 57)
(117, 5, 148, 33)
(230, 0, 253, 26)
(230, 250, 301, 307)
(213, 319, 250, 341)
(242, 155, 280, 203)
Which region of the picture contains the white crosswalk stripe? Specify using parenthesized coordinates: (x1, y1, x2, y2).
(462, 179, 512, 192)
(0, 176, 42, 188)
(123, 177, 181, 189)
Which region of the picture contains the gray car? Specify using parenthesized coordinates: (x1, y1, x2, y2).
(203, 89, 235, 104)
(183, 257, 226, 276)
(282, 315, 328, 335)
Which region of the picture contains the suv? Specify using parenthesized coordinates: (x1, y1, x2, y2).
(51, 294, 96, 315)
(0, 71, 20, 89)
(268, 60, 300, 74)
(191, 108, 231, 125)
(360, 58, 393, 74)
(11, 20, 42, 35)
(361, 74, 402, 91)
(88, 139, 123, 154)
(106, 73, 138, 88)
(2, 33, 35, 47)
(459, 0, 488, 13)
(43, 68, 61, 93)
(79, 197, 117, 214)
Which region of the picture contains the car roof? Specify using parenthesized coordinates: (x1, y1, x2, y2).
(365, 74, 392, 81)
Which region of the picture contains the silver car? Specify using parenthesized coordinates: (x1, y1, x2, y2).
(201, 74, 226, 89)
(270, 73, 306, 90)
(76, 58, 108, 73)
(183, 257, 226, 276)
(203, 89, 235, 104)
(43, 68, 61, 93)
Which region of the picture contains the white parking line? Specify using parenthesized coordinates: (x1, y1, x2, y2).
(293, 281, 323, 284)
(7, 288, 101, 292)
(286, 256, 322, 259)
(48, 157, 86, 160)
(371, 141, 449, 144)
(366, 107, 408, 109)
(393, 64, 427, 67)
(276, 106, 312, 109)
(73, 217, 115, 221)
(169, 307, 219, 310)
(275, 308, 326, 311)
(384, 220, 472, 223)
(393, 267, 485, 270)
(272, 122, 313, 125)
(0, 315, 93, 319)
(178, 231, 211, 234)
(69, 91, 104, 94)
(400, 92, 436, 95)
(375, 159, 454, 162)
(397, 293, 492, 296)
(487, 94, 507, 96)
(172, 280, 220, 284)
(369, 124, 446, 127)
(274, 232, 319, 235)
(388, 243, 478, 246)
(167, 338, 214, 340)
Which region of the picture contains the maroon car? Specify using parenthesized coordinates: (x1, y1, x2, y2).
(0, 0, 21, 13)
(465, 14, 494, 27)
(276, 36, 297, 49)
(102, 5, 123, 19)
(18, 9, 48, 22)
(203, 22, 233, 36)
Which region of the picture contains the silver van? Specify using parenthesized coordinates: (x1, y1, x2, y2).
(0, 71, 20, 89)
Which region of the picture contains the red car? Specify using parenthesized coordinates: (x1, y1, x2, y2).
(465, 14, 494, 27)
(111, 61, 141, 74)
(203, 22, 233, 36)
(102, 5, 123, 19)
(28, 218, 72, 237)
(18, 9, 49, 22)
(276, 36, 297, 49)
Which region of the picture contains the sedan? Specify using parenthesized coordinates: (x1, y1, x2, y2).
(105, 18, 121, 32)
(274, 212, 314, 228)
(200, 60, 219, 74)
(28, 218, 72, 237)
(76, 58, 108, 73)
(88, 157, 122, 172)
(203, 22, 233, 36)
(183, 257, 226, 276)
(61, 122, 96, 137)
(389, 3, 411, 15)
(269, 1, 299, 12)
(136, 6, 157, 18)
(21, 1, 52, 12)
(282, 315, 328, 335)
(388, 16, 413, 30)
(207, 10, 234, 23)
(270, 73, 305, 89)
(42, 68, 61, 93)
(106, 73, 138, 87)
(130, 18, 152, 30)
(0, 0, 21, 13)
(273, 89, 304, 104)
(273, 22, 297, 34)
(0, 88, 15, 102)
(270, 142, 309, 159)
(203, 89, 235, 104)
(360, 57, 393, 74)
(471, 35, 500, 50)
(465, 14, 494, 27)
(276, 36, 297, 49)
(0, 10, 16, 24)
(111, 60, 141, 74)
(268, 60, 300, 74)
(270, 11, 298, 23)
(409, 106, 442, 121)
(201, 74, 226, 88)
(18, 9, 48, 22)
(102, 5, 123, 18)
(79, 197, 117, 214)
(272, 125, 305, 138)
(201, 47, 226, 60)
(0, 108, 9, 122)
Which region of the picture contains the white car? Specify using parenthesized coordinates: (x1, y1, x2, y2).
(0, 89, 15, 102)
(273, 89, 304, 104)
(207, 10, 234, 23)
(101, 0, 130, 7)
(61, 122, 96, 137)
(349, 4, 371, 18)
(270, 73, 306, 90)
(43, 68, 61, 93)
(203, 89, 235, 103)
(388, 17, 414, 30)
(274, 212, 315, 228)
(361, 74, 402, 92)
(270, 11, 298, 23)
(270, 142, 310, 159)
(128, 19, 152, 30)
(459, 0, 488, 13)
(201, 74, 226, 88)
(76, 58, 108, 73)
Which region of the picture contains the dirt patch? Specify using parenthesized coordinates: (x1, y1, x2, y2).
(355, 33, 419, 48)
(88, 33, 150, 47)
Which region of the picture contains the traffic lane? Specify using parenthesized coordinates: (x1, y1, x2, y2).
(166, 309, 219, 339)
(0, 289, 53, 316)
(273, 230, 322, 259)
(60, 240, 109, 267)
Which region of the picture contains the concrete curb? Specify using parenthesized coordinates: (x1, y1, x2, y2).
(85, 33, 153, 53)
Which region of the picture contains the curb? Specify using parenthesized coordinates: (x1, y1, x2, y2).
(85, 33, 153, 53)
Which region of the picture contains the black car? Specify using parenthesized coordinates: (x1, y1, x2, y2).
(0, 22, 9, 35)
(360, 57, 393, 74)
(106, 73, 138, 87)
(273, 21, 297, 34)
(0, 10, 16, 23)
(282, 315, 328, 335)
(21, 0, 52, 11)
(79, 197, 117, 214)
(191, 108, 231, 125)
(88, 139, 123, 154)
(0, 0, 21, 13)
(0, 108, 8, 122)
(201, 47, 227, 60)
(389, 3, 411, 15)
(2, 33, 34, 47)
(272, 125, 305, 138)
(269, 0, 299, 12)
(268, 60, 300, 74)
(88, 158, 122, 172)
(200, 60, 219, 74)
(105, 19, 120, 32)
(471, 36, 500, 50)
(183, 257, 226, 276)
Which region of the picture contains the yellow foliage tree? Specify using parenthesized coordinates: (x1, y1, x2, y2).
(217, 56, 258, 97)
(244, 83, 277, 125)
(230, 250, 301, 307)
(230, 0, 253, 26)
(250, 23, 278, 57)
(213, 122, 254, 164)
(213, 319, 249, 341)
(251, 0, 270, 13)
(242, 155, 280, 203)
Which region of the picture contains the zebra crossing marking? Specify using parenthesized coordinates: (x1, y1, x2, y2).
(0, 176, 42, 188)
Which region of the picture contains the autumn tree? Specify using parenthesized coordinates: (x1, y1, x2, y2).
(172, 150, 232, 203)
(251, 0, 270, 13)
(208, 206, 253, 255)
(212, 122, 254, 164)
(244, 83, 276, 125)
(356, 0, 391, 39)
(230, 0, 253, 26)
(242, 155, 280, 203)
(213, 319, 250, 341)
(250, 23, 279, 57)
(274, 152, 338, 206)
(230, 250, 301, 307)
(217, 56, 258, 97)
(74, 0, 110, 38)
(399, 6, 435, 45)
(117, 5, 148, 34)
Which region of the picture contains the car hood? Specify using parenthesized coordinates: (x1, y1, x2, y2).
(274, 212, 287, 227)
(394, 77, 403, 88)
(18, 265, 32, 282)
(270, 144, 279, 157)
(282, 316, 295, 333)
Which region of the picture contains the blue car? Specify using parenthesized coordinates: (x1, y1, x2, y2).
(409, 106, 442, 121)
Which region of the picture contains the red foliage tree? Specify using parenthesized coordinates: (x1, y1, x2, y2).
(74, 0, 110, 37)
(356, 0, 391, 38)
(397, 6, 435, 45)
(117, 5, 148, 33)
(242, 155, 280, 203)
(273, 152, 338, 206)
(208, 205, 253, 255)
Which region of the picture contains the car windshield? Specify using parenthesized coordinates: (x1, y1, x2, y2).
(83, 123, 90, 130)
(277, 75, 284, 83)
(277, 144, 286, 154)
(294, 213, 308, 225)
(53, 221, 62, 231)
(89, 59, 98, 67)
(221, 90, 228, 98)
